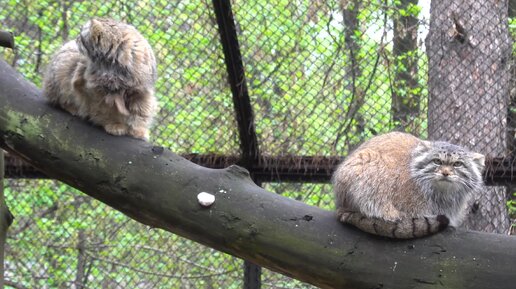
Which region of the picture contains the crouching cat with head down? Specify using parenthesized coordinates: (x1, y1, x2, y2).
(43, 18, 157, 140)
(333, 132, 485, 239)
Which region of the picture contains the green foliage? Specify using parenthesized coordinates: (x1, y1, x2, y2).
(508, 192, 516, 216)
(5, 180, 244, 288)
(232, 0, 428, 156)
(399, 3, 421, 17)
(0, 0, 429, 156)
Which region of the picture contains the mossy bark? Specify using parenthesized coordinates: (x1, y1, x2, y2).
(0, 59, 516, 289)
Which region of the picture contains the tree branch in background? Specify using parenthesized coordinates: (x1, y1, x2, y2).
(391, 0, 420, 132)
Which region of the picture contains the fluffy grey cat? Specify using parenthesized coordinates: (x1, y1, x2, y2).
(333, 132, 485, 238)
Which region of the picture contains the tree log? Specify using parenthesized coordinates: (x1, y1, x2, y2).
(0, 59, 515, 289)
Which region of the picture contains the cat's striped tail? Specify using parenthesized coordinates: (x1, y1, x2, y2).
(337, 210, 450, 239)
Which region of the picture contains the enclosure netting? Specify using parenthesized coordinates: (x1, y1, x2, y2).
(0, 0, 514, 288)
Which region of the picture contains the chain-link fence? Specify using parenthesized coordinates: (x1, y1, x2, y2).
(3, 179, 331, 288)
(1, 0, 515, 288)
(234, 0, 430, 156)
(4, 179, 245, 288)
(426, 0, 511, 233)
(1, 0, 240, 155)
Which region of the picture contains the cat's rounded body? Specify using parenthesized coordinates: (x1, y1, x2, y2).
(333, 132, 485, 238)
(43, 18, 157, 140)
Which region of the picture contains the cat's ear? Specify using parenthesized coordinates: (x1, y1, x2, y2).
(472, 153, 485, 168)
(89, 19, 103, 39)
(90, 18, 100, 29)
(414, 141, 432, 153)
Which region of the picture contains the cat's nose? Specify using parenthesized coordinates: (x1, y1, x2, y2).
(440, 166, 453, 176)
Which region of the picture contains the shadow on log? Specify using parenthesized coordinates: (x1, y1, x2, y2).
(0, 59, 515, 289)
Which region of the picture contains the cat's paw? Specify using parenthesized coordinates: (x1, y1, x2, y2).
(61, 102, 80, 116)
(336, 208, 352, 223)
(129, 127, 149, 140)
(104, 123, 128, 136)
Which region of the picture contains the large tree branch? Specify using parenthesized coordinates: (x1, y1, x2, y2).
(0, 59, 515, 288)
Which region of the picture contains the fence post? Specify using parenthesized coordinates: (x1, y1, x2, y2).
(211, 0, 262, 288)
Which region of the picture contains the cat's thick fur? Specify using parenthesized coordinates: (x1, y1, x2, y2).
(333, 132, 485, 239)
(43, 18, 157, 140)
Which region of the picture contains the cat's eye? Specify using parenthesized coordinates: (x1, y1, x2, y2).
(453, 161, 463, 167)
(432, 159, 442, 165)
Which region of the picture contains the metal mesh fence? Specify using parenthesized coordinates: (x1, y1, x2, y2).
(233, 0, 430, 156)
(426, 0, 511, 234)
(0, 0, 515, 288)
(4, 179, 244, 288)
(0, 0, 240, 155)
(3, 180, 331, 288)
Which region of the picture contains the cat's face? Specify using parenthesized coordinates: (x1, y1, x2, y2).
(410, 141, 485, 193)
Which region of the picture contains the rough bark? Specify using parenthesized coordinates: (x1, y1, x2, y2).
(510, 0, 516, 236)
(426, 0, 511, 233)
(391, 0, 420, 132)
(508, 0, 516, 155)
(1, 60, 516, 288)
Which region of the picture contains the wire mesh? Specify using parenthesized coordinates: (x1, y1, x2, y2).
(233, 0, 430, 156)
(426, 0, 511, 234)
(3, 181, 332, 289)
(0, 0, 240, 155)
(5, 179, 244, 289)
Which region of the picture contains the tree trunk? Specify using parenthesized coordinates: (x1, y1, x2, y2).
(509, 0, 516, 236)
(74, 229, 86, 289)
(1, 60, 516, 288)
(391, 0, 420, 132)
(333, 0, 366, 151)
(426, 0, 511, 233)
(508, 0, 516, 155)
